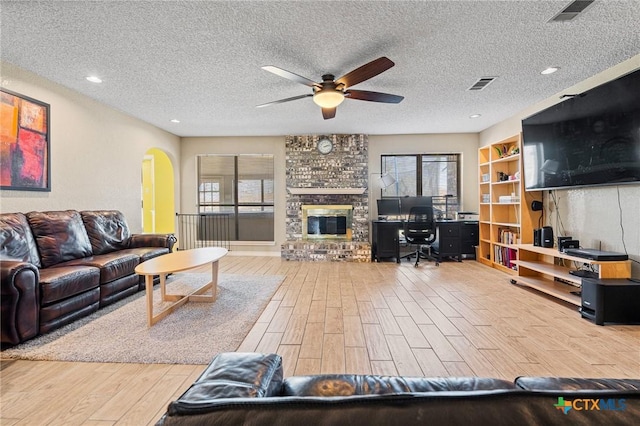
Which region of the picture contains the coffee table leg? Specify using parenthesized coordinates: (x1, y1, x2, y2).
(160, 273, 167, 301)
(211, 260, 219, 301)
(145, 275, 154, 327)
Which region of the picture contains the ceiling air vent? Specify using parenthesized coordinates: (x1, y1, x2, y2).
(468, 77, 497, 91)
(549, 0, 595, 22)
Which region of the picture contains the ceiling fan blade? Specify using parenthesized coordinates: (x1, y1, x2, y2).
(335, 57, 395, 88)
(346, 90, 404, 104)
(322, 107, 336, 120)
(262, 66, 320, 88)
(256, 94, 312, 108)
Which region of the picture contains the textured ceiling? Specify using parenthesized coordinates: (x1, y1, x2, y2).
(1, 1, 639, 137)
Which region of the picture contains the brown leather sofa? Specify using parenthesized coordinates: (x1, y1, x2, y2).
(1, 210, 176, 345)
(157, 352, 640, 425)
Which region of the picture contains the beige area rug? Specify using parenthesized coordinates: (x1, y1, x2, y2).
(1, 273, 283, 364)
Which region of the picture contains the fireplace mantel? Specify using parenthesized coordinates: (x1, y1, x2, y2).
(287, 187, 366, 195)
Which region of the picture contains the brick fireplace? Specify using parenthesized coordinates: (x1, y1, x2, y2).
(281, 134, 371, 262)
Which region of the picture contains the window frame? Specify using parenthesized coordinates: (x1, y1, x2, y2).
(197, 154, 275, 241)
(380, 153, 461, 219)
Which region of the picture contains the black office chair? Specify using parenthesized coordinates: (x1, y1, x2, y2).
(403, 206, 439, 267)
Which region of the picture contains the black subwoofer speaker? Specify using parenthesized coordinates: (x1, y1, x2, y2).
(581, 278, 640, 325)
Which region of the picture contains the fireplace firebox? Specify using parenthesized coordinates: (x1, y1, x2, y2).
(302, 205, 353, 240)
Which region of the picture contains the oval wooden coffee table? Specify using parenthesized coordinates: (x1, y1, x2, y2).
(135, 247, 228, 326)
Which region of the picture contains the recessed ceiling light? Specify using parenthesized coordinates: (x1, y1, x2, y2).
(170, 119, 180, 123)
(541, 67, 559, 75)
(469, 114, 481, 118)
(86, 76, 102, 83)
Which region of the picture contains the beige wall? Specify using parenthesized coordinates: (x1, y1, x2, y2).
(480, 54, 640, 275)
(0, 63, 181, 233)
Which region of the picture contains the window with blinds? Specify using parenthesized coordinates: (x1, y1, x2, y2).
(197, 154, 274, 241)
(381, 154, 460, 219)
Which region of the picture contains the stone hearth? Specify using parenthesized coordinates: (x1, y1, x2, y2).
(281, 241, 371, 262)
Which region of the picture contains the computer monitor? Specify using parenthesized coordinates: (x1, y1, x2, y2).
(376, 198, 401, 218)
(400, 196, 433, 216)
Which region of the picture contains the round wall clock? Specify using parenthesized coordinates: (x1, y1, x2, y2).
(317, 137, 333, 155)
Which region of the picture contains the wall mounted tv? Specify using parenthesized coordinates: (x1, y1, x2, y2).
(521, 69, 640, 191)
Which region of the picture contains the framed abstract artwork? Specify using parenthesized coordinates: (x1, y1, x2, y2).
(0, 89, 50, 191)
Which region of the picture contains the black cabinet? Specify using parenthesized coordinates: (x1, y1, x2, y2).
(434, 221, 462, 262)
(372, 221, 400, 262)
(372, 220, 479, 264)
(460, 221, 479, 258)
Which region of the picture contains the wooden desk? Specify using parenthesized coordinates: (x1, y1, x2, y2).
(135, 247, 228, 326)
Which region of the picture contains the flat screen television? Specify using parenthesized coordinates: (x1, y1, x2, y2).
(521, 69, 640, 191)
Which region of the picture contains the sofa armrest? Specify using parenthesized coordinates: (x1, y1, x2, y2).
(1, 260, 40, 345)
(165, 353, 283, 417)
(129, 233, 177, 251)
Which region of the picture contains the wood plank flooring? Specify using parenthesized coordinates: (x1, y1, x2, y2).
(2, 256, 639, 425)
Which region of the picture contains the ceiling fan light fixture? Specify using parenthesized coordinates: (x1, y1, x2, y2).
(313, 90, 345, 108)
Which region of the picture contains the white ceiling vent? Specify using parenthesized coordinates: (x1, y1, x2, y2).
(468, 77, 497, 91)
(549, 0, 595, 22)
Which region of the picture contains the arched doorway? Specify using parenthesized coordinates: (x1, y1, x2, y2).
(141, 148, 175, 234)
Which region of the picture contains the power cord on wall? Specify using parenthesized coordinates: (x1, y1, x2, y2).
(616, 185, 640, 282)
(616, 185, 630, 255)
(550, 190, 566, 236)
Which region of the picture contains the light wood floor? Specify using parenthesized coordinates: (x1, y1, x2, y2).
(1, 256, 639, 425)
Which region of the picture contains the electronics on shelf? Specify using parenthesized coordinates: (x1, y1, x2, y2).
(564, 248, 629, 261)
(569, 269, 598, 279)
(557, 236, 580, 252)
(541, 226, 554, 248)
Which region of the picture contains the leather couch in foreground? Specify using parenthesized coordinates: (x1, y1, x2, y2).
(1, 210, 176, 345)
(158, 352, 640, 425)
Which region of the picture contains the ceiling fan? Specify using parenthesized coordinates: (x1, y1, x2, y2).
(257, 57, 404, 120)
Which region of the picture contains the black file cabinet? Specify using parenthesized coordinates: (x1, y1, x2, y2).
(460, 221, 479, 258)
(372, 221, 400, 263)
(435, 221, 462, 262)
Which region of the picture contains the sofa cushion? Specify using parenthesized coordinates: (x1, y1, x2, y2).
(26, 210, 93, 268)
(38, 266, 100, 305)
(515, 376, 640, 391)
(98, 274, 139, 307)
(0, 213, 41, 267)
(282, 375, 515, 396)
(81, 210, 131, 255)
(39, 288, 100, 334)
(120, 247, 170, 263)
(61, 252, 139, 284)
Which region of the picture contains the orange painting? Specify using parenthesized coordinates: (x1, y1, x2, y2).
(0, 89, 50, 191)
